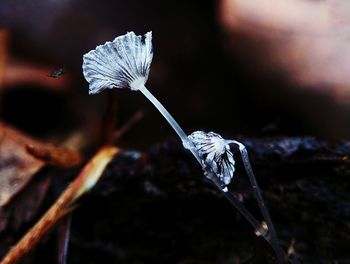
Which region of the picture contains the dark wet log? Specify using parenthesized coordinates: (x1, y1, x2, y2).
(2, 137, 350, 263)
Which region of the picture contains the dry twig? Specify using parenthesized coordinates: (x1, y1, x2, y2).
(0, 147, 118, 264)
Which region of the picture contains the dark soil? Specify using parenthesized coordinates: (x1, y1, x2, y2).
(7, 136, 347, 264)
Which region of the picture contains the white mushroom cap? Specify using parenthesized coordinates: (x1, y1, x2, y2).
(82, 31, 153, 94)
(188, 131, 236, 187)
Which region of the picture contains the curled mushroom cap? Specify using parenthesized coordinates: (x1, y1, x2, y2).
(188, 131, 236, 187)
(82, 31, 153, 94)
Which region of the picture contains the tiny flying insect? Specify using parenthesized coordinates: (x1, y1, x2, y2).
(48, 66, 66, 78)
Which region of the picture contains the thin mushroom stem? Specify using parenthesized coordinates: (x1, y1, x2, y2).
(139, 85, 201, 164)
(231, 140, 285, 263)
(208, 172, 260, 228)
(208, 173, 283, 256)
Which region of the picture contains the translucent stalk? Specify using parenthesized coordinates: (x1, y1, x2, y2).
(139, 85, 201, 164)
(231, 140, 285, 263)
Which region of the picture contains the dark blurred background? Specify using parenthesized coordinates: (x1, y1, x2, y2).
(2, 0, 350, 148)
(2, 1, 350, 263)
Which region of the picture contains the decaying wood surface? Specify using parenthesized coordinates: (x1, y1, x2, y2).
(0, 137, 349, 263)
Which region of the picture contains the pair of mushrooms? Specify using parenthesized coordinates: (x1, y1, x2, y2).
(82, 31, 236, 191)
(82, 32, 286, 262)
